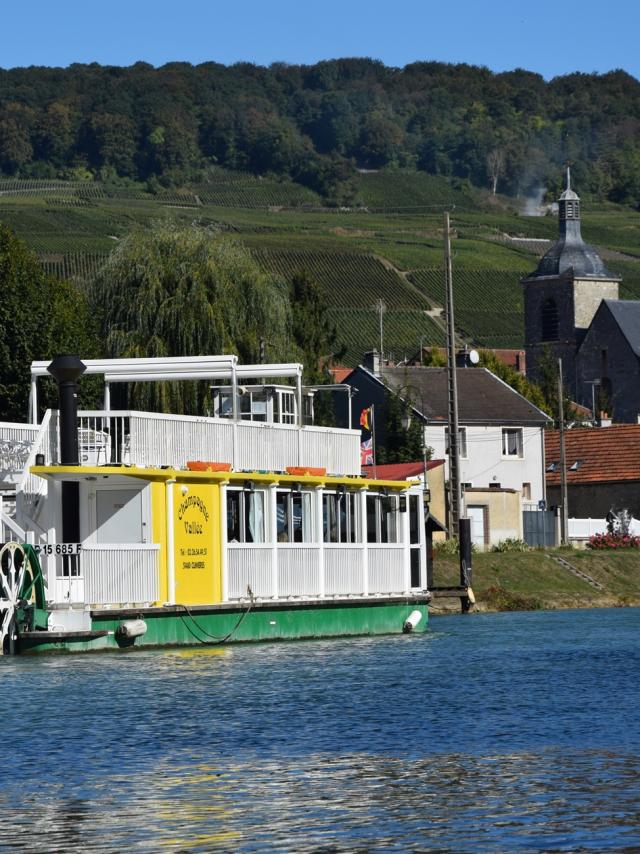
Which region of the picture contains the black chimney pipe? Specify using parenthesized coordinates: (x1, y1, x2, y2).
(47, 355, 86, 466)
(48, 356, 86, 554)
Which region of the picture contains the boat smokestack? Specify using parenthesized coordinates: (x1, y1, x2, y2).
(47, 355, 86, 466)
(48, 355, 86, 562)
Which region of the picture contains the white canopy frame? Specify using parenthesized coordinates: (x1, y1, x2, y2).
(29, 356, 304, 427)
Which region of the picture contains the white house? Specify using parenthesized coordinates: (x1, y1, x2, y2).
(340, 361, 552, 546)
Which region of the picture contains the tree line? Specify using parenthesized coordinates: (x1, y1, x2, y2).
(0, 59, 639, 205)
(0, 223, 339, 422)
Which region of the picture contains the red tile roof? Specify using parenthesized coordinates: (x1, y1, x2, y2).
(545, 425, 640, 485)
(362, 460, 445, 480)
(331, 367, 353, 384)
(490, 349, 526, 374)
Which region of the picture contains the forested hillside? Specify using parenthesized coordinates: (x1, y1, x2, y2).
(1, 60, 639, 206)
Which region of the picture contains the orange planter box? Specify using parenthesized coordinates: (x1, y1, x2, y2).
(186, 461, 232, 472)
(285, 466, 326, 477)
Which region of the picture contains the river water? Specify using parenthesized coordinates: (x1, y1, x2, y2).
(1, 607, 640, 852)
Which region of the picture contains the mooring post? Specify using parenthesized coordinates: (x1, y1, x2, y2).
(458, 515, 473, 612)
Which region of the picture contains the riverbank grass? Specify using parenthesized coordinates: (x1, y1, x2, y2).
(433, 549, 640, 611)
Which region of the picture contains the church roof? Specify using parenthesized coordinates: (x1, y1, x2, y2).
(530, 233, 615, 279)
(524, 169, 618, 281)
(601, 300, 640, 359)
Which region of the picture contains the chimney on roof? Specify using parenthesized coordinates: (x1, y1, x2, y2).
(363, 350, 381, 376)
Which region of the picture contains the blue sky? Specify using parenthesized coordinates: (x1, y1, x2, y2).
(2, 0, 638, 80)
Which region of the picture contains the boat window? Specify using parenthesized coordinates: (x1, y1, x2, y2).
(219, 391, 233, 419)
(323, 493, 339, 543)
(323, 492, 359, 543)
(409, 494, 420, 544)
(227, 489, 265, 543)
(276, 491, 289, 542)
(279, 391, 297, 425)
(367, 495, 377, 543)
(367, 493, 399, 543)
(276, 490, 312, 543)
(303, 394, 314, 426)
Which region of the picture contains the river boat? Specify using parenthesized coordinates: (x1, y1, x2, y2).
(0, 355, 430, 654)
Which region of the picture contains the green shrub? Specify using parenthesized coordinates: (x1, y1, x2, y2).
(434, 537, 476, 555)
(491, 538, 530, 553)
(482, 585, 542, 611)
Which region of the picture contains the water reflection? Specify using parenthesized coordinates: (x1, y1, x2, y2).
(2, 751, 640, 852)
(1, 609, 640, 851)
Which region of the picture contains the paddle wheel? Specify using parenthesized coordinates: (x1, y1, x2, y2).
(0, 543, 48, 654)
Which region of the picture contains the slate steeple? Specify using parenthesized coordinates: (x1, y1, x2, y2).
(528, 167, 615, 280)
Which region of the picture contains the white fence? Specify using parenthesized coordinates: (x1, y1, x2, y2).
(227, 542, 406, 600)
(76, 411, 360, 475)
(50, 544, 160, 606)
(568, 518, 640, 540)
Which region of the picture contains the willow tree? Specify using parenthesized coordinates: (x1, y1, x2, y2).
(90, 223, 295, 414)
(0, 224, 101, 421)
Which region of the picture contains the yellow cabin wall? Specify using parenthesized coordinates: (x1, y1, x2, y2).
(150, 481, 168, 604)
(173, 482, 222, 605)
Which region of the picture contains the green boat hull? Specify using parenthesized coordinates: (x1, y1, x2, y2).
(18, 597, 429, 654)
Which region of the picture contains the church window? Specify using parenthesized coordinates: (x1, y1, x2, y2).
(541, 298, 559, 341)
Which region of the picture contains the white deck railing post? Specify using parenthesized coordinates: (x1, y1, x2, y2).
(402, 494, 411, 594)
(269, 483, 278, 599)
(316, 485, 325, 597)
(360, 488, 369, 596)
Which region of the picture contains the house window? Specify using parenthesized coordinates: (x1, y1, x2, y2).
(323, 491, 359, 543)
(276, 489, 312, 542)
(502, 428, 523, 457)
(541, 298, 559, 341)
(227, 489, 266, 543)
(445, 426, 467, 458)
(366, 493, 399, 544)
(278, 390, 297, 425)
(522, 482, 531, 500)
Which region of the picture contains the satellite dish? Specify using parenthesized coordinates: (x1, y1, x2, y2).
(469, 350, 480, 365)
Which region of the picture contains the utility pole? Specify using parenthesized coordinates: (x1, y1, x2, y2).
(443, 211, 462, 538)
(558, 358, 568, 545)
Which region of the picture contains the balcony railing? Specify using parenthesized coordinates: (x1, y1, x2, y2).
(74, 410, 360, 475)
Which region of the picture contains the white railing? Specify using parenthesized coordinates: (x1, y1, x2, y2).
(368, 545, 406, 594)
(568, 518, 640, 539)
(74, 410, 360, 474)
(0, 421, 39, 474)
(16, 410, 57, 531)
(278, 546, 321, 597)
(0, 509, 27, 542)
(324, 546, 365, 595)
(227, 542, 407, 600)
(57, 544, 160, 606)
(228, 545, 273, 599)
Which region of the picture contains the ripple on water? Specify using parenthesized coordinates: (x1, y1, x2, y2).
(0, 608, 639, 852)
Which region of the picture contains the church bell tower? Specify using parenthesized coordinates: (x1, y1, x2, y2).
(522, 168, 620, 396)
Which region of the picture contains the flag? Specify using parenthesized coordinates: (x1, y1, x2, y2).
(360, 438, 374, 466)
(359, 407, 371, 430)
